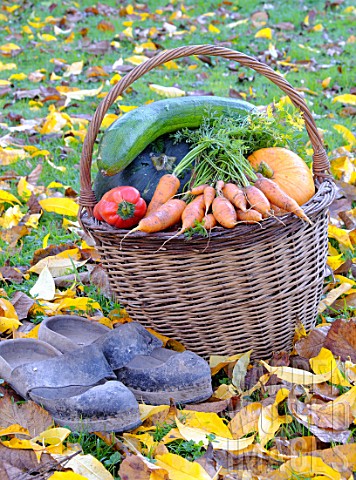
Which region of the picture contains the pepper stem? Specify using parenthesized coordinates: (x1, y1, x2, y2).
(117, 200, 135, 220)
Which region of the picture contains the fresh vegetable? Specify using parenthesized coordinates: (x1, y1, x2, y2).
(248, 147, 315, 206)
(254, 177, 312, 223)
(203, 186, 216, 215)
(173, 105, 308, 189)
(236, 209, 263, 223)
(222, 183, 247, 212)
(94, 135, 192, 203)
(133, 199, 186, 233)
(178, 195, 205, 235)
(98, 96, 255, 176)
(93, 186, 146, 229)
(190, 184, 208, 195)
(244, 185, 271, 216)
(212, 197, 237, 228)
(203, 213, 217, 230)
(146, 174, 180, 216)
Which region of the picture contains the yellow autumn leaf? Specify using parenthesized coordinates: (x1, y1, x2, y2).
(280, 456, 341, 479)
(333, 94, 356, 105)
(255, 28, 272, 40)
(0, 424, 30, 436)
(0, 61, 17, 71)
(327, 254, 345, 271)
(228, 402, 262, 439)
(330, 156, 354, 181)
(0, 146, 28, 165)
(28, 248, 83, 276)
(322, 77, 331, 89)
(328, 225, 354, 250)
(318, 283, 352, 313)
(345, 361, 356, 384)
(210, 353, 243, 376)
(0, 204, 24, 228)
(335, 274, 356, 286)
(109, 73, 121, 85)
(208, 24, 220, 34)
(54, 297, 101, 313)
(54, 453, 115, 480)
(48, 472, 88, 480)
(126, 55, 149, 65)
(0, 79, 11, 86)
(25, 213, 42, 229)
(0, 43, 21, 56)
(260, 360, 334, 385)
(122, 26, 133, 38)
(258, 388, 292, 447)
(63, 61, 84, 77)
(40, 109, 68, 134)
(39, 197, 79, 217)
(57, 84, 103, 106)
(119, 105, 137, 113)
(8, 72, 27, 81)
(139, 404, 170, 422)
(163, 60, 179, 70)
(184, 411, 233, 439)
(30, 266, 56, 301)
(0, 189, 21, 205)
(311, 23, 324, 31)
(333, 124, 356, 146)
(31, 427, 71, 461)
(0, 13, 8, 21)
(155, 453, 213, 480)
(149, 84, 185, 98)
(13, 323, 40, 339)
(17, 177, 32, 200)
(310, 348, 352, 387)
(175, 417, 255, 451)
(101, 113, 119, 129)
(46, 159, 67, 172)
(0, 297, 21, 333)
(39, 33, 57, 42)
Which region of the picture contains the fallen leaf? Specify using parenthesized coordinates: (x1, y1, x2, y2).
(260, 360, 333, 385)
(0, 297, 21, 333)
(232, 349, 252, 393)
(149, 84, 186, 97)
(39, 197, 79, 217)
(258, 388, 292, 447)
(29, 266, 56, 301)
(229, 402, 262, 439)
(309, 347, 352, 387)
(119, 453, 168, 480)
(155, 452, 213, 480)
(175, 417, 255, 451)
(323, 318, 356, 362)
(332, 94, 356, 105)
(255, 28, 273, 40)
(318, 283, 352, 313)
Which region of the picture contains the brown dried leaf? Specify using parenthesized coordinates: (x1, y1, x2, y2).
(119, 454, 168, 480)
(31, 243, 77, 266)
(86, 66, 109, 78)
(90, 265, 113, 298)
(0, 443, 63, 480)
(184, 399, 229, 414)
(251, 11, 269, 28)
(274, 22, 295, 30)
(11, 291, 35, 320)
(97, 20, 115, 32)
(311, 444, 356, 477)
(27, 164, 42, 186)
(294, 325, 330, 359)
(0, 267, 23, 284)
(27, 194, 42, 214)
(324, 318, 356, 362)
(0, 392, 53, 437)
(0, 225, 29, 247)
(83, 40, 111, 55)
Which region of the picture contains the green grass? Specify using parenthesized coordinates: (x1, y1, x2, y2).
(0, 0, 355, 474)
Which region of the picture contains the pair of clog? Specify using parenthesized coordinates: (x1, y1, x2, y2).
(0, 316, 212, 432)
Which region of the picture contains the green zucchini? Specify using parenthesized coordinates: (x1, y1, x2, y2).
(97, 96, 255, 176)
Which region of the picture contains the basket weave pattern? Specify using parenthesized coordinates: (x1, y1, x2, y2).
(79, 45, 336, 359)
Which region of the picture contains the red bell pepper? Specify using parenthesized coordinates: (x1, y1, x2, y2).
(93, 186, 147, 229)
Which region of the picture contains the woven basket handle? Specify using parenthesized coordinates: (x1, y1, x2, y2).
(79, 44, 330, 215)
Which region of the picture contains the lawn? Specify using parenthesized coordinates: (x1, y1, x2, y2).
(0, 0, 355, 478)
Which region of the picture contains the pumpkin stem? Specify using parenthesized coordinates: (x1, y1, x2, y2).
(117, 200, 135, 220)
(258, 161, 274, 179)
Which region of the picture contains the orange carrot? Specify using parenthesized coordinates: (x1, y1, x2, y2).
(236, 209, 262, 223)
(216, 180, 225, 195)
(204, 186, 216, 215)
(146, 174, 180, 216)
(244, 185, 271, 216)
(254, 177, 312, 224)
(177, 194, 205, 235)
(222, 183, 247, 212)
(133, 199, 186, 233)
(190, 184, 209, 195)
(269, 203, 288, 216)
(202, 213, 217, 230)
(212, 197, 237, 228)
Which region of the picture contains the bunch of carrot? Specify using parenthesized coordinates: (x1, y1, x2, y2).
(127, 173, 311, 237)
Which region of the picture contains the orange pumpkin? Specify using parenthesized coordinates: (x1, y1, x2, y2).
(248, 147, 315, 206)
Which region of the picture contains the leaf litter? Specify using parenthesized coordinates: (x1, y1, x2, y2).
(0, 0, 356, 478)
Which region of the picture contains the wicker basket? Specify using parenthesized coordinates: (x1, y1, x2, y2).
(79, 45, 335, 360)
